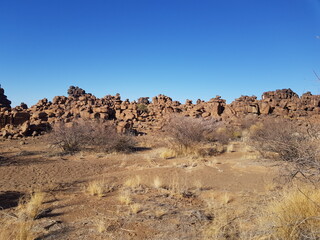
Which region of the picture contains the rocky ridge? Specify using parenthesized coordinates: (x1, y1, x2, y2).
(1, 86, 320, 139)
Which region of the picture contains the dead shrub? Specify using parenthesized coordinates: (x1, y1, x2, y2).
(163, 115, 215, 148)
(162, 115, 226, 156)
(47, 121, 90, 153)
(248, 118, 320, 176)
(87, 121, 136, 153)
(48, 120, 135, 153)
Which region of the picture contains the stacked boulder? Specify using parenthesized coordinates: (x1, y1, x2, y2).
(0, 87, 11, 109)
(259, 89, 320, 117)
(1, 86, 320, 139)
(183, 96, 226, 119)
(225, 96, 259, 117)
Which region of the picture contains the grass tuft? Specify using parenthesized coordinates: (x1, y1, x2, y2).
(258, 185, 320, 240)
(19, 192, 45, 220)
(86, 180, 106, 197)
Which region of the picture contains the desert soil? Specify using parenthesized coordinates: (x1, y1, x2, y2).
(0, 137, 278, 239)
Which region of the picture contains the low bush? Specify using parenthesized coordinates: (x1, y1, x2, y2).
(163, 115, 214, 148)
(162, 115, 226, 156)
(87, 121, 136, 153)
(47, 121, 90, 153)
(137, 103, 149, 113)
(48, 120, 135, 153)
(248, 118, 320, 174)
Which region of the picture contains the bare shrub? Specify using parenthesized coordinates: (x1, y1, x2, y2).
(48, 121, 90, 153)
(163, 115, 215, 148)
(162, 115, 232, 157)
(48, 120, 135, 153)
(214, 125, 237, 144)
(162, 116, 211, 156)
(248, 118, 320, 175)
(87, 121, 136, 153)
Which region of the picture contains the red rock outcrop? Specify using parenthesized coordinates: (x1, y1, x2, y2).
(0, 87, 11, 109)
(1, 86, 320, 139)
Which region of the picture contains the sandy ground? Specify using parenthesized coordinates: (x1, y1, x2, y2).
(0, 137, 278, 239)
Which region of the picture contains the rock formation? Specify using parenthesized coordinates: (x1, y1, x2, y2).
(0, 86, 320, 139)
(0, 86, 11, 109)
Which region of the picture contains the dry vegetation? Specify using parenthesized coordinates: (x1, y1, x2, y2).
(0, 191, 46, 240)
(48, 120, 136, 154)
(1, 115, 320, 239)
(248, 118, 320, 180)
(258, 185, 320, 239)
(162, 115, 232, 157)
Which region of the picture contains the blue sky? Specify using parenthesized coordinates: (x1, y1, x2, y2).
(0, 0, 319, 107)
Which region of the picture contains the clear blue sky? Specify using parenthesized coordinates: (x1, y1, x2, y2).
(0, 0, 319, 107)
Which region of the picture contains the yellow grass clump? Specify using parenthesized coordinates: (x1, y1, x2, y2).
(86, 180, 106, 197)
(160, 146, 208, 159)
(118, 191, 132, 205)
(96, 220, 106, 233)
(130, 203, 142, 214)
(19, 191, 45, 220)
(124, 176, 141, 189)
(259, 185, 320, 240)
(0, 221, 37, 240)
(16, 221, 36, 240)
(153, 176, 163, 189)
(203, 207, 241, 240)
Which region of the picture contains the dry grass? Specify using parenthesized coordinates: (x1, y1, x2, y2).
(96, 220, 106, 233)
(124, 176, 141, 189)
(160, 146, 210, 158)
(86, 180, 106, 197)
(258, 185, 320, 240)
(154, 208, 167, 219)
(153, 176, 163, 189)
(160, 148, 178, 159)
(16, 221, 36, 240)
(0, 192, 45, 239)
(202, 185, 320, 240)
(19, 191, 45, 220)
(222, 192, 233, 204)
(166, 174, 195, 199)
(130, 203, 142, 214)
(203, 207, 241, 240)
(118, 191, 132, 205)
(0, 221, 37, 240)
(136, 134, 165, 148)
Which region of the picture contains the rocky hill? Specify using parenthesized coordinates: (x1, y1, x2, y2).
(1, 86, 320, 139)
